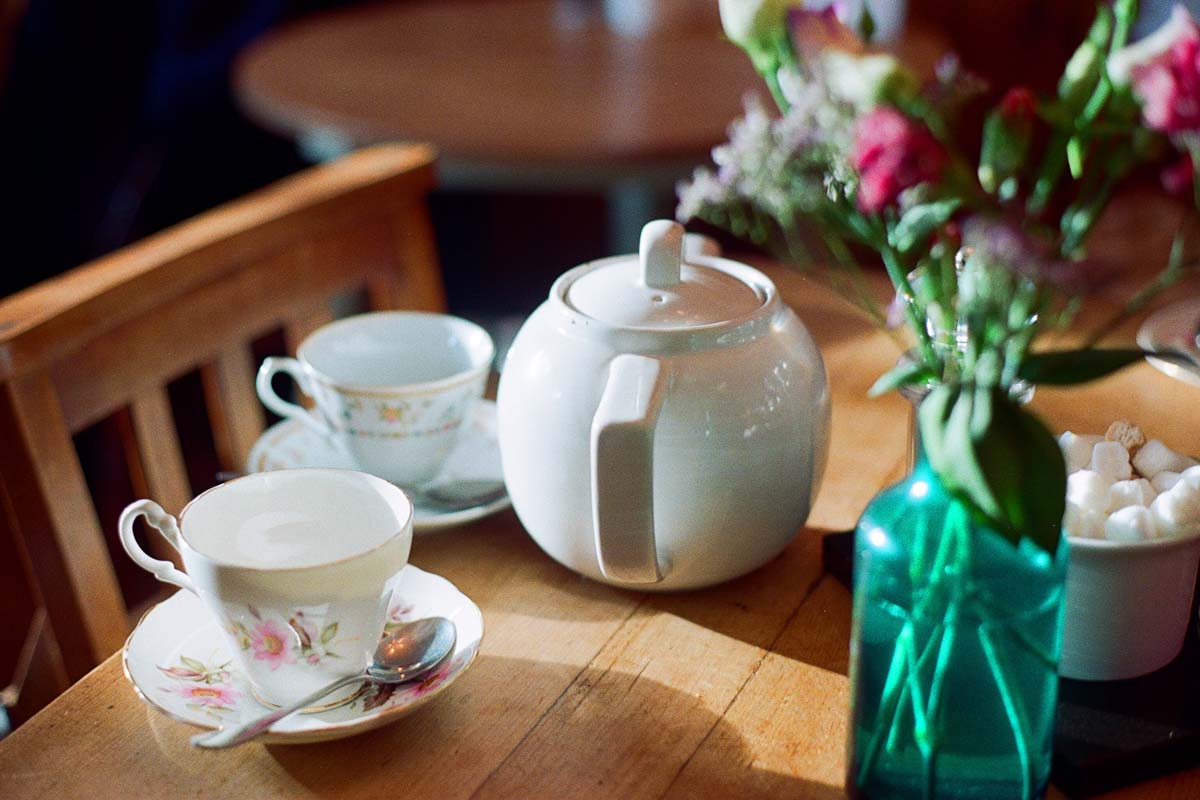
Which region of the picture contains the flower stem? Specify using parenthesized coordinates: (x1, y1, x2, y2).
(858, 628, 913, 785)
(879, 243, 938, 369)
(980, 625, 1036, 800)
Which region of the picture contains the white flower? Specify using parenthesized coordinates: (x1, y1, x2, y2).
(1107, 4, 1198, 85)
(820, 51, 908, 109)
(719, 0, 796, 50)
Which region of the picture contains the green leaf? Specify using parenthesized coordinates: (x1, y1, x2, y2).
(321, 623, 339, 644)
(975, 397, 1066, 556)
(868, 359, 937, 397)
(180, 656, 207, 673)
(919, 385, 1065, 556)
(1017, 348, 1166, 385)
(917, 384, 962, 500)
(858, 3, 876, 41)
(888, 198, 961, 253)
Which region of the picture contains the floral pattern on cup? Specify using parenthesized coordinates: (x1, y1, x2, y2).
(156, 648, 464, 717)
(157, 655, 241, 718)
(361, 652, 465, 712)
(383, 596, 416, 635)
(315, 378, 484, 440)
(226, 606, 356, 670)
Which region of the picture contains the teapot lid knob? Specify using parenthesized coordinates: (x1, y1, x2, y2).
(639, 220, 683, 290)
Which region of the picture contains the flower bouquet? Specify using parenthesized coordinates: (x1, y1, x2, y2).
(679, 1, 1200, 797)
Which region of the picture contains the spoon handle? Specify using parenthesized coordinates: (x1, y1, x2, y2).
(191, 672, 367, 749)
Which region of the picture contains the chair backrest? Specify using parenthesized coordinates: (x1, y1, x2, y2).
(0, 144, 445, 718)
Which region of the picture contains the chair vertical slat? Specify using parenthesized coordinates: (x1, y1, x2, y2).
(113, 408, 180, 568)
(200, 346, 267, 473)
(129, 389, 192, 517)
(0, 374, 128, 677)
(370, 203, 447, 312)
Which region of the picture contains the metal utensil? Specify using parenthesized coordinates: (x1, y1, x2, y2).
(191, 616, 456, 748)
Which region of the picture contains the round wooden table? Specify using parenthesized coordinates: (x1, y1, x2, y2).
(233, 0, 942, 250)
(235, 0, 758, 173)
(234, 0, 763, 250)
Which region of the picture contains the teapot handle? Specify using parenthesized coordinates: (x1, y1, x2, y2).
(590, 353, 669, 584)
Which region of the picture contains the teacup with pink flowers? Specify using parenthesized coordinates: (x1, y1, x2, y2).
(119, 468, 413, 707)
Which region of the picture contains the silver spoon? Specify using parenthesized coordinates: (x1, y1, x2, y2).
(215, 472, 506, 513)
(191, 616, 456, 749)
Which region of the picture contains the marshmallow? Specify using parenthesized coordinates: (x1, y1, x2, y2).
(1150, 479, 1200, 538)
(1133, 439, 1198, 479)
(1105, 505, 1159, 543)
(1059, 432, 1104, 474)
(1151, 471, 1182, 494)
(1183, 465, 1200, 491)
(1067, 470, 1110, 515)
(1106, 478, 1157, 512)
(1088, 441, 1133, 484)
(1065, 501, 1107, 539)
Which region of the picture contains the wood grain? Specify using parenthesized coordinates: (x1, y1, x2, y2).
(0, 375, 128, 676)
(129, 388, 192, 516)
(1, 257, 1198, 798)
(234, 0, 759, 171)
(201, 345, 266, 472)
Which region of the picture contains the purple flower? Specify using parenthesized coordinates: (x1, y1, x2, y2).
(961, 216, 1110, 295)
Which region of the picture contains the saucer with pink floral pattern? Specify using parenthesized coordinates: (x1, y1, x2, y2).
(121, 565, 482, 744)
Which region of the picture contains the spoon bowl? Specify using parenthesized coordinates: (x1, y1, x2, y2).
(191, 616, 456, 749)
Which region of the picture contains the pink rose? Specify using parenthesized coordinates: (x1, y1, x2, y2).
(999, 87, 1037, 120)
(851, 107, 946, 213)
(1109, 5, 1200, 133)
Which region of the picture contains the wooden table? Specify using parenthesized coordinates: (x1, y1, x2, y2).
(234, 0, 762, 251)
(235, 0, 759, 175)
(233, 0, 943, 251)
(2, 264, 1198, 798)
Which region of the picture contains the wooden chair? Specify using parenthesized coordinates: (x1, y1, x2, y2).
(0, 144, 445, 722)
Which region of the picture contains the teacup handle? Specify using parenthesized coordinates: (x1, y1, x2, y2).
(118, 500, 198, 596)
(590, 353, 669, 584)
(256, 356, 331, 436)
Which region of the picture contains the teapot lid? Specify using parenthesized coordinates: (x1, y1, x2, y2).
(564, 221, 764, 329)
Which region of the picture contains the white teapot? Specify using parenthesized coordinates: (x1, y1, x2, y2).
(497, 221, 830, 590)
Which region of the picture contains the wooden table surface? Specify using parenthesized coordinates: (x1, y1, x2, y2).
(234, 0, 759, 174)
(2, 263, 1199, 799)
(233, 0, 946, 178)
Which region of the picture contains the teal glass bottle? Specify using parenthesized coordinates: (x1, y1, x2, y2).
(847, 450, 1068, 800)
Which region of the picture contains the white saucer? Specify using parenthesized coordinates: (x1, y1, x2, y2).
(246, 400, 510, 532)
(122, 565, 482, 744)
(1137, 297, 1200, 388)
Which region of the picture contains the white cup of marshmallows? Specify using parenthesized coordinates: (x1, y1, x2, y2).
(1061, 420, 1200, 543)
(1059, 420, 1200, 681)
